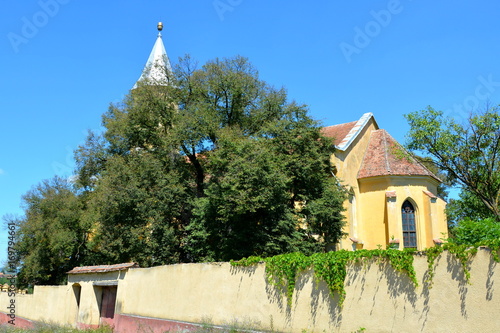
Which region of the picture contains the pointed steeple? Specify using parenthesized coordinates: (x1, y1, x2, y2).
(133, 22, 173, 89)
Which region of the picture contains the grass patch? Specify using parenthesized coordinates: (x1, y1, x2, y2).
(0, 323, 112, 333)
(0, 322, 264, 333)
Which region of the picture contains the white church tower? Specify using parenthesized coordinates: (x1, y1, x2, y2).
(133, 22, 173, 89)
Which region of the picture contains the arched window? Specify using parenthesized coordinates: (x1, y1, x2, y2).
(402, 200, 417, 248)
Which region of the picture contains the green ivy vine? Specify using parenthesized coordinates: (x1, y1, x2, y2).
(425, 242, 500, 287)
(423, 245, 443, 287)
(232, 245, 499, 307)
(232, 248, 418, 307)
(482, 240, 500, 262)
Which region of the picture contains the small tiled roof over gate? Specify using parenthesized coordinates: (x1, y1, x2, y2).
(67, 263, 138, 274)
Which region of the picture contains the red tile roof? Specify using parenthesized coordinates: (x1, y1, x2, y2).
(67, 262, 138, 274)
(321, 121, 357, 146)
(357, 129, 440, 180)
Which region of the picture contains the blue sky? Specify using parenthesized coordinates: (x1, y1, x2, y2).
(1, 1, 500, 266)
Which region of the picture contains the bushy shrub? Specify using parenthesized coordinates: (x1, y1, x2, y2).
(448, 218, 500, 246)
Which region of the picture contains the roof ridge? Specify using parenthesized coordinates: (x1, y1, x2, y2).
(382, 130, 391, 173)
(336, 112, 375, 151)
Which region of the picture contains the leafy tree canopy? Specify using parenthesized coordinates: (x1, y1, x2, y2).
(405, 106, 500, 221)
(8, 177, 88, 286)
(446, 190, 493, 227)
(447, 218, 500, 246)
(75, 55, 347, 264)
(10, 55, 347, 285)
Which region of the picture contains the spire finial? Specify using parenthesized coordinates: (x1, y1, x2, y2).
(157, 22, 163, 31)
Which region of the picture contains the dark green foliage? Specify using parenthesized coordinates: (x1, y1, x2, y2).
(10, 55, 348, 281)
(73, 130, 108, 191)
(448, 218, 500, 247)
(184, 104, 346, 261)
(302, 180, 347, 245)
(10, 177, 89, 286)
(185, 134, 301, 261)
(446, 191, 494, 227)
(405, 106, 500, 220)
(84, 153, 190, 266)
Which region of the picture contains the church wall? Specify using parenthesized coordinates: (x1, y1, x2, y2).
(350, 176, 391, 249)
(332, 118, 378, 249)
(1, 250, 498, 332)
(354, 175, 447, 250)
(434, 196, 448, 241)
(0, 284, 76, 326)
(331, 118, 378, 190)
(116, 250, 498, 333)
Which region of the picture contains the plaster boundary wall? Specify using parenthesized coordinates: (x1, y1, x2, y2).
(0, 248, 498, 332)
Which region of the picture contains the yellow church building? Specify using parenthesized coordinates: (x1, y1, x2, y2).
(322, 113, 448, 251)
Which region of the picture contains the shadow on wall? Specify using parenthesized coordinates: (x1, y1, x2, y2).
(486, 253, 497, 301)
(301, 269, 343, 330)
(93, 286, 103, 323)
(3, 249, 499, 333)
(446, 252, 470, 318)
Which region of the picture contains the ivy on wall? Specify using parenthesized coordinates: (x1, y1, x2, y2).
(425, 241, 500, 287)
(231, 245, 500, 307)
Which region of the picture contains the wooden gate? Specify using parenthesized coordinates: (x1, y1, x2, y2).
(100, 286, 117, 327)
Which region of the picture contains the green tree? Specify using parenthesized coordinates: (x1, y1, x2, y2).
(405, 106, 500, 221)
(83, 152, 191, 266)
(446, 190, 493, 227)
(185, 122, 345, 261)
(73, 55, 347, 264)
(74, 130, 108, 191)
(11, 177, 88, 286)
(185, 132, 298, 261)
(447, 218, 500, 246)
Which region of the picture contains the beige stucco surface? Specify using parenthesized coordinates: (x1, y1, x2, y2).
(0, 284, 77, 325)
(117, 250, 499, 332)
(68, 270, 127, 327)
(1, 249, 498, 332)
